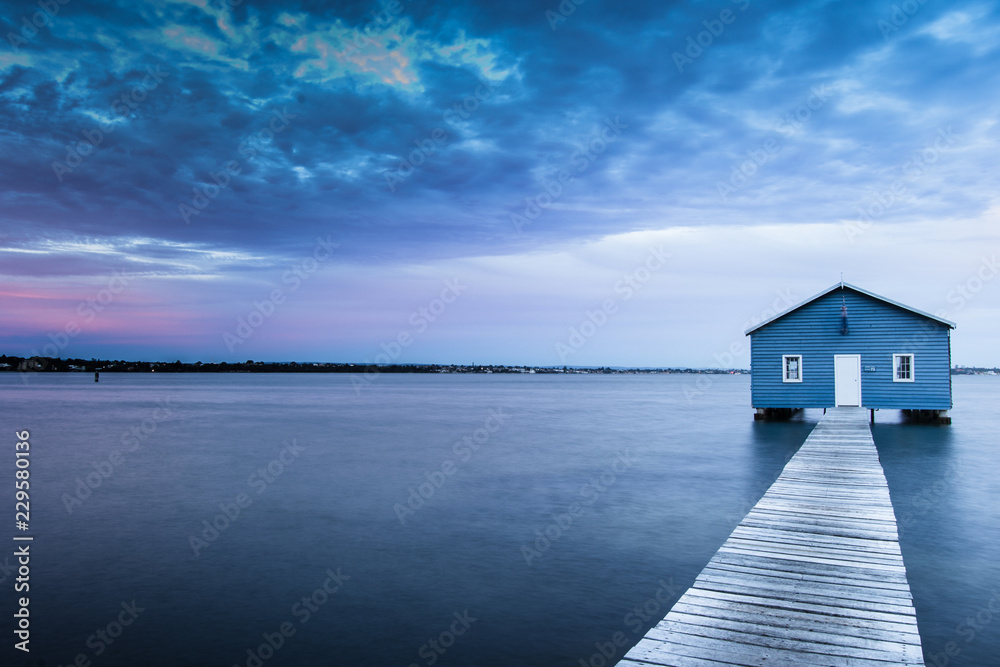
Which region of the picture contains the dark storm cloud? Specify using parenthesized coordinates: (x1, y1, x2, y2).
(0, 0, 997, 275)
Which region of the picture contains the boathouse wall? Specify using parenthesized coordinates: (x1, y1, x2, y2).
(747, 285, 953, 410)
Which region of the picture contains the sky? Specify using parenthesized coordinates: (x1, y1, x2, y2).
(1, 0, 998, 368)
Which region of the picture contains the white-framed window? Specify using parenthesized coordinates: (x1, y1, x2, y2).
(893, 354, 914, 382)
(782, 355, 803, 383)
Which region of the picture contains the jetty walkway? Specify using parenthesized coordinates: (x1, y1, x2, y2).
(618, 407, 925, 666)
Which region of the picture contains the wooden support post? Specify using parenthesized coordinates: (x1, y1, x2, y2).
(870, 408, 874, 423)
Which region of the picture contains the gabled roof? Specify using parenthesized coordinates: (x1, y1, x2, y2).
(744, 282, 956, 335)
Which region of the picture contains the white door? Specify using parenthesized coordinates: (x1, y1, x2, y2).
(834, 355, 861, 407)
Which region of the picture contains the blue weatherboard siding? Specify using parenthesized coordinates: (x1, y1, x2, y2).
(748, 286, 953, 410)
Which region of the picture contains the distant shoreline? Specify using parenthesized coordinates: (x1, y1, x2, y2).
(2, 355, 997, 376)
(2, 355, 747, 375)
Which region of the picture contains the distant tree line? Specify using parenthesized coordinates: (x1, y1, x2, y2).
(0, 355, 751, 375)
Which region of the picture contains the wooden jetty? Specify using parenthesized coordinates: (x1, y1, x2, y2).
(618, 407, 925, 666)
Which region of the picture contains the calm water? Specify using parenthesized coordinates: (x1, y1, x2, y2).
(0, 373, 997, 666)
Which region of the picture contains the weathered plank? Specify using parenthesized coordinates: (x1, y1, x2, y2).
(617, 408, 925, 666)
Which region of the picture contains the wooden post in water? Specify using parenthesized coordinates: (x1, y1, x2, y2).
(94, 371, 99, 383)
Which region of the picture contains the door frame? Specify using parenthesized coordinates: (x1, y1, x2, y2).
(834, 354, 862, 407)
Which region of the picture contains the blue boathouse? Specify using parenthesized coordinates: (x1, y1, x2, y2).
(745, 282, 955, 422)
